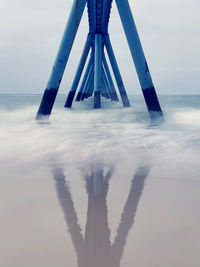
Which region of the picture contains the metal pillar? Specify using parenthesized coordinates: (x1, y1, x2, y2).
(101, 79, 110, 99)
(64, 34, 92, 108)
(76, 55, 93, 101)
(94, 34, 102, 109)
(81, 65, 93, 100)
(115, 0, 163, 120)
(36, 0, 87, 119)
(102, 63, 117, 101)
(102, 54, 119, 101)
(102, 66, 111, 99)
(36, 0, 164, 121)
(85, 66, 94, 98)
(104, 34, 130, 107)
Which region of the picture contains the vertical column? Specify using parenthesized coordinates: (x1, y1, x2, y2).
(94, 34, 102, 109)
(36, 0, 87, 119)
(104, 34, 130, 107)
(115, 0, 163, 120)
(64, 34, 92, 108)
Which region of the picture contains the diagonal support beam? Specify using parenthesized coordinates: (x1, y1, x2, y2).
(84, 66, 94, 99)
(64, 34, 92, 108)
(36, 0, 87, 119)
(115, 0, 163, 121)
(102, 53, 119, 101)
(76, 54, 93, 101)
(104, 34, 130, 107)
(81, 64, 93, 100)
(102, 65, 111, 99)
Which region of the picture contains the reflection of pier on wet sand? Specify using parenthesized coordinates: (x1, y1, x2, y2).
(52, 164, 149, 267)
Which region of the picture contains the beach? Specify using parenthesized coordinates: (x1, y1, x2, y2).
(0, 94, 200, 266)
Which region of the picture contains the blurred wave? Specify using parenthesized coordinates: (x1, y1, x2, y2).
(0, 94, 200, 181)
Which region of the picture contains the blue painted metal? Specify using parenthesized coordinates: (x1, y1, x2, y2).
(85, 66, 94, 98)
(81, 64, 93, 100)
(80, 66, 92, 100)
(36, 0, 163, 121)
(87, 0, 113, 33)
(64, 34, 92, 108)
(104, 34, 130, 107)
(94, 34, 102, 108)
(81, 46, 95, 100)
(115, 0, 163, 120)
(36, 0, 87, 119)
(76, 54, 93, 101)
(102, 53, 119, 101)
(101, 79, 110, 99)
(102, 65, 112, 99)
(101, 0, 113, 33)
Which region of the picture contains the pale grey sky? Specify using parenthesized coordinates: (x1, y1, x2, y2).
(0, 0, 200, 94)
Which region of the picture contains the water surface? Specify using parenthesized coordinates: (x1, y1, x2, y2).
(0, 95, 200, 267)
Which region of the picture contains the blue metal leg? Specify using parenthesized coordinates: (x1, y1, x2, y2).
(102, 53, 119, 101)
(104, 34, 130, 107)
(101, 78, 110, 99)
(81, 44, 95, 100)
(115, 0, 163, 121)
(102, 66, 111, 99)
(76, 54, 93, 101)
(81, 64, 93, 100)
(85, 66, 94, 98)
(36, 0, 87, 119)
(64, 34, 92, 108)
(94, 34, 102, 109)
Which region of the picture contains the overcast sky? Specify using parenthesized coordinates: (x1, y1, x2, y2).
(0, 0, 200, 95)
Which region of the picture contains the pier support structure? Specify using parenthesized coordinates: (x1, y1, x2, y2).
(36, 0, 164, 121)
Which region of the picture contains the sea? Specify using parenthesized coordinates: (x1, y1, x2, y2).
(0, 94, 200, 267)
